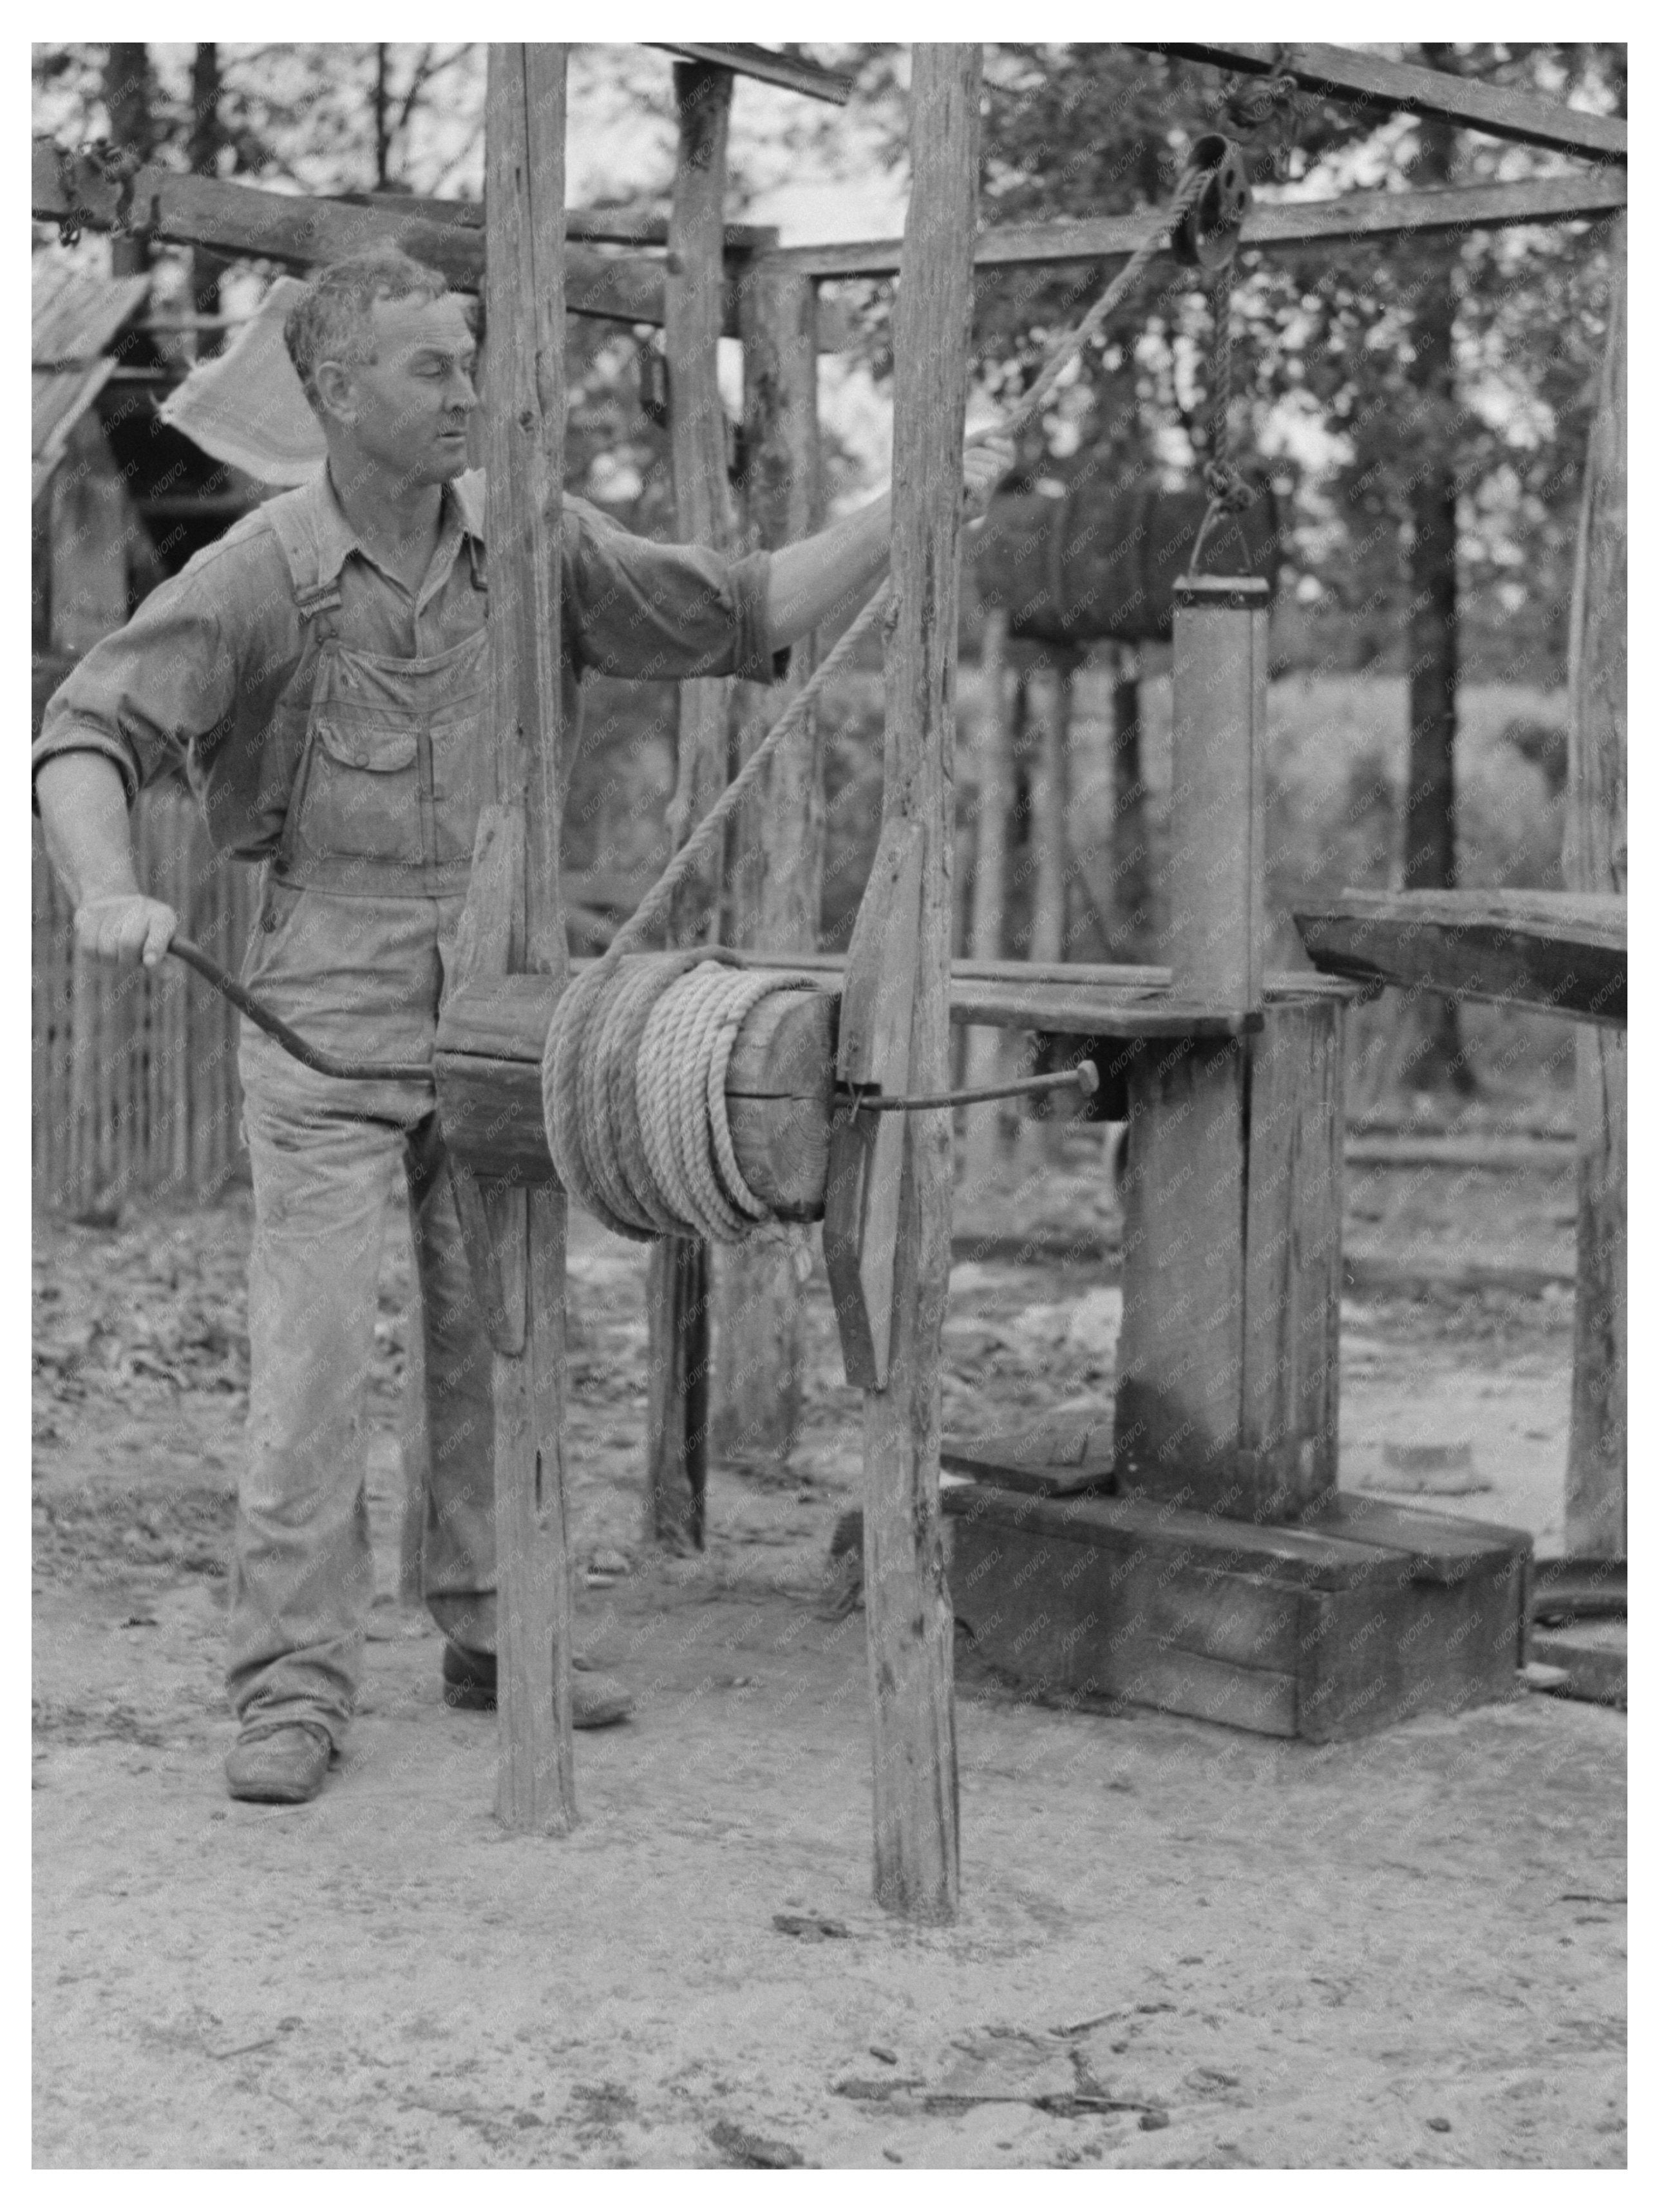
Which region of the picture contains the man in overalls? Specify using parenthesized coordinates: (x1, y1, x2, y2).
(35, 249, 1012, 1806)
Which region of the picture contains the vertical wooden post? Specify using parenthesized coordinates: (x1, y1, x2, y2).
(712, 259, 826, 1470)
(863, 42, 980, 1924)
(645, 57, 735, 1547)
(1564, 213, 1626, 1561)
(1168, 577, 1268, 1016)
(482, 43, 575, 1834)
(1116, 572, 1336, 1524)
(962, 605, 1011, 1189)
(1017, 648, 1076, 1171)
(1110, 645, 1152, 956)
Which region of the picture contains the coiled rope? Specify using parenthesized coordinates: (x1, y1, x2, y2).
(542, 153, 1218, 1241)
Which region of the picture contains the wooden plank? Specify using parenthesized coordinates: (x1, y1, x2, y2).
(34, 140, 662, 327)
(481, 43, 574, 1839)
(764, 172, 1627, 281)
(1310, 1493, 1531, 1587)
(1294, 889, 1626, 1025)
(823, 823, 925, 1387)
(649, 43, 853, 105)
(431, 963, 1336, 1065)
(947, 1513, 1304, 1726)
(712, 253, 827, 1468)
(1565, 213, 1627, 1560)
(1133, 43, 1627, 162)
(858, 44, 979, 1926)
(1240, 999, 1343, 1518)
(1299, 1572, 1525, 1742)
(1170, 580, 1267, 1017)
(1115, 1038, 1247, 1506)
(645, 57, 736, 1549)
(946, 1479, 1410, 1590)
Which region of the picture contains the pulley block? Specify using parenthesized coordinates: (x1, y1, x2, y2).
(1173, 134, 1251, 271)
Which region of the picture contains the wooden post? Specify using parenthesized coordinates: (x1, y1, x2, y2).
(1017, 647, 1076, 1171)
(711, 258, 826, 1470)
(1111, 645, 1152, 956)
(1115, 574, 1337, 1524)
(1564, 213, 1626, 1561)
(962, 605, 1011, 1189)
(1168, 577, 1268, 1016)
(862, 42, 980, 1923)
(645, 57, 735, 1547)
(480, 43, 575, 1834)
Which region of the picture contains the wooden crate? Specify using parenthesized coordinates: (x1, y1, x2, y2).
(942, 1481, 1530, 1743)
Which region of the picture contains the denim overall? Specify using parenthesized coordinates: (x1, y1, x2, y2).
(231, 483, 498, 1748)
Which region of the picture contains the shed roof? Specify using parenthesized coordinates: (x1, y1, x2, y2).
(32, 258, 151, 507)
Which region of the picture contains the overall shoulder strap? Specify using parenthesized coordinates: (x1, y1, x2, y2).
(262, 478, 344, 625)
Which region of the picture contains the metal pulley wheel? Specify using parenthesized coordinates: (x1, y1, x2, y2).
(1173, 134, 1251, 271)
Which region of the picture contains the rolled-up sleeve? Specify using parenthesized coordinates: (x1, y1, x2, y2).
(32, 565, 240, 811)
(563, 499, 786, 686)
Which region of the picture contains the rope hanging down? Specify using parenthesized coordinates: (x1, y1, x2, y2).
(542, 150, 1222, 1243)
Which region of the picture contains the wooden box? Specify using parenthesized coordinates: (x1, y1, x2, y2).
(942, 1482, 1531, 1743)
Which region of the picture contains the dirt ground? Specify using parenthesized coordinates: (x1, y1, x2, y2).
(32, 1133, 1626, 2168)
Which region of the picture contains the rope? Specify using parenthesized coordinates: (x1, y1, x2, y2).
(542, 151, 1220, 1239)
(546, 957, 818, 1245)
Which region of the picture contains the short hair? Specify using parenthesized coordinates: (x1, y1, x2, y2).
(283, 249, 451, 415)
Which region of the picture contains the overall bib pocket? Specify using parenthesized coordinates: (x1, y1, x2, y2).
(296, 710, 422, 864)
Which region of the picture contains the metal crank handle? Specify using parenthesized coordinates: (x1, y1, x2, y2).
(838, 1063, 1099, 1115)
(166, 936, 432, 1084)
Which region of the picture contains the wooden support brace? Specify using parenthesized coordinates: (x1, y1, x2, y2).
(824, 822, 925, 1388)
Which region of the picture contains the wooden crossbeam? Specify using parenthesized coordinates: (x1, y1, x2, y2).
(1294, 891, 1626, 1026)
(761, 169, 1627, 281)
(32, 142, 667, 325)
(1133, 43, 1626, 162)
(648, 43, 853, 105)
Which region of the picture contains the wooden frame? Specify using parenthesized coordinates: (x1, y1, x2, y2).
(1132, 42, 1626, 162)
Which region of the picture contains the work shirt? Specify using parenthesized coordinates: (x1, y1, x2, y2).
(32, 466, 782, 845)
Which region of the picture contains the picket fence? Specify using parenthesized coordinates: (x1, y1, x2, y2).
(32, 786, 261, 1215)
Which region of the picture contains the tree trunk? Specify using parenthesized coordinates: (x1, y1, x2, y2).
(1397, 62, 1472, 1094)
(711, 261, 826, 1471)
(645, 59, 735, 1547)
(103, 44, 153, 277)
(1564, 213, 1626, 1560)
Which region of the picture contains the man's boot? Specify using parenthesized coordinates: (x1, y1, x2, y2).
(224, 1720, 334, 1804)
(441, 1644, 634, 1728)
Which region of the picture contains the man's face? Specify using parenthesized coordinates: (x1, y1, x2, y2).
(326, 291, 478, 485)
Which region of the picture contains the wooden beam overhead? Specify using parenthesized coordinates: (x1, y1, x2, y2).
(763, 169, 1627, 280)
(33, 142, 665, 325)
(1132, 43, 1626, 162)
(648, 43, 852, 105)
(32, 142, 804, 335)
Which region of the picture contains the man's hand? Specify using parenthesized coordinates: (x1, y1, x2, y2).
(75, 894, 178, 970)
(963, 428, 1017, 511)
